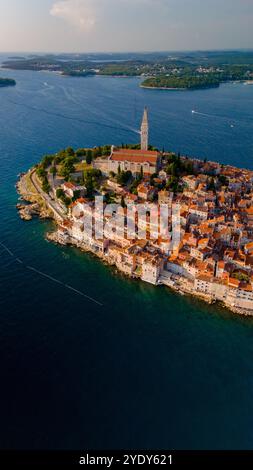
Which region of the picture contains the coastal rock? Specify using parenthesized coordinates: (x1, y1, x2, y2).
(16, 202, 41, 221)
(46, 231, 69, 245)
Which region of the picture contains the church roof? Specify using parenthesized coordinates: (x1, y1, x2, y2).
(111, 148, 159, 165)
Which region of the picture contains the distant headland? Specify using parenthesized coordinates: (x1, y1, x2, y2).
(3, 50, 253, 91)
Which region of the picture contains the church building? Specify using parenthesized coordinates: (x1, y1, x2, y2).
(94, 108, 162, 176)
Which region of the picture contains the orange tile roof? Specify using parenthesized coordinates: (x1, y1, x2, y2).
(241, 284, 253, 292)
(228, 278, 240, 287)
(111, 148, 159, 165)
(63, 182, 75, 189)
(245, 242, 253, 251)
(197, 273, 213, 282)
(218, 261, 225, 268)
(198, 238, 209, 246)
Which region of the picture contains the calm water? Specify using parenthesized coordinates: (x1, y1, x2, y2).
(1, 58, 253, 450)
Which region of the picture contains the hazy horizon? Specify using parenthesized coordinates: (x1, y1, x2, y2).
(1, 48, 253, 56)
(0, 0, 253, 53)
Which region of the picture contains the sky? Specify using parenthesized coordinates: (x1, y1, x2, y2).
(0, 0, 253, 53)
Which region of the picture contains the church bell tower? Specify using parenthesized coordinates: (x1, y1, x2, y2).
(141, 107, 149, 151)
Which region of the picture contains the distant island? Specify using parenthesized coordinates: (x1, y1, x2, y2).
(0, 78, 16, 87)
(2, 50, 253, 90)
(141, 76, 220, 90)
(61, 70, 96, 78)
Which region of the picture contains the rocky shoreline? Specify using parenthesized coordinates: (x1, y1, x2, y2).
(16, 202, 42, 221)
(16, 174, 52, 220)
(140, 85, 186, 91)
(45, 227, 253, 317)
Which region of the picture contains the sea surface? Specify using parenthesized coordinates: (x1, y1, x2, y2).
(1, 55, 253, 450)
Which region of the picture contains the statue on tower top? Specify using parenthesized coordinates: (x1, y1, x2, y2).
(141, 107, 149, 151)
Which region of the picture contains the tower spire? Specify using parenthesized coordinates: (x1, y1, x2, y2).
(141, 107, 149, 151)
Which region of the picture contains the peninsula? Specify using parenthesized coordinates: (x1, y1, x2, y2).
(17, 109, 253, 316)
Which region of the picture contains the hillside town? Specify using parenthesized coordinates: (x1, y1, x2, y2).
(18, 109, 253, 316)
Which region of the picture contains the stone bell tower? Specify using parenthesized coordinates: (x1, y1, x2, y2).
(141, 107, 149, 151)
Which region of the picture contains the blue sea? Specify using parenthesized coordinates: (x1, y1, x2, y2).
(1, 56, 253, 450)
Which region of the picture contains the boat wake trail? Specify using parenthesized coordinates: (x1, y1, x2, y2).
(43, 82, 54, 90)
(0, 241, 103, 307)
(0, 242, 14, 257)
(192, 110, 217, 118)
(59, 86, 140, 135)
(191, 109, 237, 127)
(192, 109, 239, 128)
(6, 98, 139, 135)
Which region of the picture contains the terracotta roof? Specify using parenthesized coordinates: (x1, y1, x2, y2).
(241, 284, 253, 292)
(198, 238, 209, 246)
(197, 273, 213, 282)
(218, 261, 225, 268)
(228, 278, 240, 287)
(63, 182, 76, 189)
(245, 241, 253, 251)
(62, 219, 73, 228)
(126, 193, 138, 201)
(111, 149, 159, 165)
(138, 184, 149, 194)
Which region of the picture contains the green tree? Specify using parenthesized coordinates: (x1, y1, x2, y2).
(73, 190, 81, 200)
(85, 175, 94, 198)
(117, 170, 132, 186)
(167, 162, 178, 177)
(86, 150, 93, 165)
(121, 196, 126, 209)
(207, 177, 216, 192)
(104, 192, 116, 204)
(232, 272, 249, 282)
(36, 167, 46, 179)
(109, 171, 116, 179)
(58, 156, 76, 180)
(76, 148, 86, 157)
(102, 145, 111, 156)
(166, 176, 179, 192)
(42, 178, 50, 194)
(218, 174, 229, 186)
(92, 148, 100, 159)
(64, 197, 72, 207)
(41, 155, 54, 169)
(66, 147, 75, 156)
(50, 166, 57, 177)
(56, 188, 64, 199)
